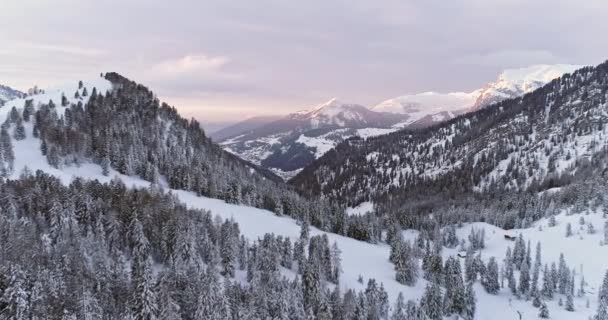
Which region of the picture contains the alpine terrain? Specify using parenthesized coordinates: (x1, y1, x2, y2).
(0, 63, 607, 320)
(220, 65, 579, 180)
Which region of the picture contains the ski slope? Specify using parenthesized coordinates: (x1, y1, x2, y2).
(2, 80, 606, 319)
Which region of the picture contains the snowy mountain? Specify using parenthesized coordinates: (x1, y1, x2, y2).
(220, 65, 580, 180)
(291, 62, 605, 211)
(373, 64, 580, 126)
(470, 64, 582, 111)
(0, 70, 607, 320)
(220, 98, 406, 180)
(0, 84, 23, 106)
(209, 115, 283, 141)
(288, 98, 401, 129)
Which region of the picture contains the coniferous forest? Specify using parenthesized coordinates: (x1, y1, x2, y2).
(0, 64, 608, 320)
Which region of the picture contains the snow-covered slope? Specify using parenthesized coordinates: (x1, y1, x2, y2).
(2, 76, 607, 319)
(373, 91, 478, 126)
(220, 98, 405, 180)
(289, 98, 400, 129)
(471, 64, 581, 110)
(0, 84, 23, 106)
(373, 64, 580, 126)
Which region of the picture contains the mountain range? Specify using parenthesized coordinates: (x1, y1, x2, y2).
(0, 62, 607, 320)
(217, 64, 580, 180)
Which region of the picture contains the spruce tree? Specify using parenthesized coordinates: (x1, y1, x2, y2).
(482, 257, 500, 294)
(596, 270, 608, 320)
(539, 301, 550, 318)
(390, 293, 407, 320)
(420, 281, 443, 320)
(518, 259, 530, 297)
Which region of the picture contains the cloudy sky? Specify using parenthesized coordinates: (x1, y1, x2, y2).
(1, 0, 607, 129)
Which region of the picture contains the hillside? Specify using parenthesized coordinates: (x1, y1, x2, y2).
(220, 98, 405, 179)
(220, 65, 578, 181)
(0, 84, 23, 106)
(0, 72, 606, 320)
(291, 62, 608, 224)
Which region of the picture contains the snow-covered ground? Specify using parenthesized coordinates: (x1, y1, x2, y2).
(3, 80, 606, 319)
(375, 64, 580, 118)
(346, 201, 374, 216)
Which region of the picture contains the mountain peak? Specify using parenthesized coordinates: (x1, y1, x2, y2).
(374, 64, 582, 118)
(314, 97, 342, 110)
(470, 63, 582, 110)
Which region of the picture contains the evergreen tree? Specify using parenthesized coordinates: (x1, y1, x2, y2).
(565, 292, 575, 311)
(596, 270, 608, 320)
(0, 265, 30, 320)
(541, 264, 554, 299)
(604, 220, 608, 245)
(13, 118, 26, 140)
(518, 259, 530, 297)
(420, 281, 443, 320)
(539, 301, 550, 318)
(482, 257, 500, 294)
(443, 257, 466, 316)
(390, 293, 407, 320)
(463, 281, 476, 320)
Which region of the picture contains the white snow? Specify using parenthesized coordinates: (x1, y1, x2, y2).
(1, 77, 112, 118)
(2, 79, 605, 319)
(345, 201, 374, 216)
(375, 64, 580, 118)
(356, 127, 399, 138)
(374, 91, 477, 116)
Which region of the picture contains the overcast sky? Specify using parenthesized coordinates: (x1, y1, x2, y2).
(1, 0, 607, 127)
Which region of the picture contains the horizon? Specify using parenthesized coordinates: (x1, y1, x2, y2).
(2, 0, 607, 125)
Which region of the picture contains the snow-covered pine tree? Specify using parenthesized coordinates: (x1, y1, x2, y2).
(420, 281, 443, 320)
(482, 257, 500, 294)
(518, 259, 531, 297)
(541, 264, 555, 299)
(597, 270, 608, 320)
(539, 301, 550, 318)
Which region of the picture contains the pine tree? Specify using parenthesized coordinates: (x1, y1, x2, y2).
(420, 281, 443, 320)
(443, 257, 466, 316)
(13, 118, 26, 140)
(532, 242, 542, 294)
(505, 251, 517, 295)
(81, 289, 103, 320)
(518, 259, 530, 297)
(132, 256, 157, 320)
(596, 270, 608, 320)
(565, 292, 575, 311)
(0, 265, 30, 320)
(532, 290, 542, 308)
(463, 281, 476, 320)
(541, 264, 554, 299)
(395, 241, 417, 286)
(0, 128, 14, 176)
(558, 254, 569, 295)
(604, 220, 608, 245)
(157, 276, 181, 320)
(482, 257, 500, 294)
(390, 293, 407, 320)
(101, 156, 111, 176)
(539, 301, 550, 318)
(548, 214, 557, 227)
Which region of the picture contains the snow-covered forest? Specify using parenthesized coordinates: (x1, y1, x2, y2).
(0, 66, 607, 319)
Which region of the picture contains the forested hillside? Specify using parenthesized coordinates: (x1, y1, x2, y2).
(0, 68, 607, 320)
(291, 61, 608, 229)
(6, 73, 351, 233)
